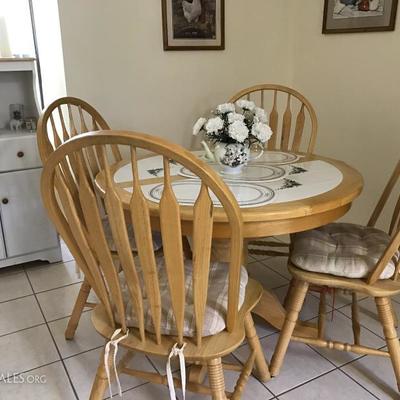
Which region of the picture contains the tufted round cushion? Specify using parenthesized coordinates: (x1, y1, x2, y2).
(291, 223, 399, 280)
(117, 258, 248, 337)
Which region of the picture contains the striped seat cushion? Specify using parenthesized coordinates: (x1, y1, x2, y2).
(103, 218, 163, 252)
(291, 223, 399, 280)
(118, 259, 248, 337)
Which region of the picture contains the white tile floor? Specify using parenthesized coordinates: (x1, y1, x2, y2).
(0, 241, 399, 399)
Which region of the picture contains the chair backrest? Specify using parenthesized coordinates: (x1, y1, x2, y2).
(229, 84, 318, 154)
(37, 96, 122, 169)
(367, 159, 400, 283)
(41, 130, 244, 347)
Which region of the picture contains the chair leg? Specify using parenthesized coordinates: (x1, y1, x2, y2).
(270, 279, 309, 376)
(375, 297, 400, 391)
(390, 300, 399, 329)
(89, 348, 112, 400)
(65, 278, 92, 340)
(351, 292, 361, 345)
(244, 313, 271, 382)
(283, 279, 295, 309)
(318, 291, 327, 339)
(207, 358, 228, 400)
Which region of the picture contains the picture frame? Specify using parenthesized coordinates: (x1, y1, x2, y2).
(323, 0, 398, 33)
(162, 0, 225, 51)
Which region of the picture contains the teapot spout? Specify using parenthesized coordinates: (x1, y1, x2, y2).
(201, 141, 215, 162)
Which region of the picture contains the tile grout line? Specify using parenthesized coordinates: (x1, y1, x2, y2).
(0, 359, 61, 383)
(61, 345, 104, 362)
(23, 267, 80, 400)
(0, 309, 93, 341)
(30, 280, 84, 296)
(0, 292, 36, 305)
(230, 352, 276, 399)
(338, 368, 382, 400)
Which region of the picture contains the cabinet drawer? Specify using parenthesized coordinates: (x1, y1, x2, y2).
(0, 135, 41, 172)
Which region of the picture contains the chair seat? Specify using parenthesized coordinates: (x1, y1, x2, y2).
(92, 278, 262, 361)
(291, 223, 399, 279)
(118, 259, 248, 337)
(103, 218, 163, 252)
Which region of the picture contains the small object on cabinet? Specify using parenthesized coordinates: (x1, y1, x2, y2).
(25, 117, 37, 132)
(9, 104, 24, 131)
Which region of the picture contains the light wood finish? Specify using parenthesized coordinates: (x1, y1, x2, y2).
(37, 97, 118, 340)
(351, 293, 361, 345)
(96, 150, 363, 338)
(64, 278, 93, 340)
(270, 280, 309, 376)
(41, 130, 270, 398)
(229, 84, 318, 154)
(271, 159, 400, 390)
(230, 84, 319, 260)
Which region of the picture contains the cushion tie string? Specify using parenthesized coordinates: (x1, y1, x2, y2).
(166, 343, 187, 400)
(104, 328, 129, 398)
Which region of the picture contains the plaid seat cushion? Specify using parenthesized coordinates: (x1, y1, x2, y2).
(103, 218, 163, 252)
(291, 223, 399, 280)
(118, 259, 248, 337)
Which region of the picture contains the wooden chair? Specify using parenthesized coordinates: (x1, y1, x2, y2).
(270, 160, 400, 391)
(229, 84, 318, 259)
(41, 130, 270, 400)
(37, 97, 121, 340)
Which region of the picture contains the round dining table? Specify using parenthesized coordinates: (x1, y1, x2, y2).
(96, 150, 364, 340)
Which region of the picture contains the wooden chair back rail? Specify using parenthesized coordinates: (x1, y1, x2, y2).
(41, 130, 244, 347)
(229, 84, 318, 154)
(37, 96, 122, 164)
(368, 159, 400, 234)
(366, 159, 400, 284)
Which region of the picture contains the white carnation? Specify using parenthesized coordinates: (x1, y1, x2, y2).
(192, 117, 207, 136)
(227, 112, 245, 123)
(236, 99, 256, 111)
(205, 117, 224, 134)
(255, 107, 268, 123)
(251, 122, 273, 143)
(228, 120, 249, 143)
(217, 103, 235, 114)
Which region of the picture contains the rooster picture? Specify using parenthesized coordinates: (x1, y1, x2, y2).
(182, 0, 202, 23)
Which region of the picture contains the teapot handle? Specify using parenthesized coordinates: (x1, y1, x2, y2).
(201, 141, 216, 162)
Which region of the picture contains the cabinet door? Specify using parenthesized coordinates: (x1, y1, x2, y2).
(0, 168, 59, 257)
(0, 217, 5, 260)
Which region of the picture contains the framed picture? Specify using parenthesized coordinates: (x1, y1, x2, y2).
(162, 0, 225, 50)
(323, 0, 398, 33)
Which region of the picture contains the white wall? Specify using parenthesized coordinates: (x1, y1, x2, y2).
(57, 0, 400, 226)
(33, 0, 67, 106)
(57, 0, 292, 147)
(290, 1, 400, 226)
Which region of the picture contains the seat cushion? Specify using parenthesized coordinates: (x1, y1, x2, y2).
(103, 218, 163, 252)
(118, 259, 248, 337)
(291, 223, 399, 280)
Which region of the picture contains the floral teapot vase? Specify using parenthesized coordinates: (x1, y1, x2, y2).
(201, 141, 263, 175)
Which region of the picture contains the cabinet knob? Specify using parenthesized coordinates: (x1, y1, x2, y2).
(1, 198, 8, 205)
(17, 151, 24, 158)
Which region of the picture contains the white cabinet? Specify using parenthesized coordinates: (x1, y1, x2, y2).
(0, 218, 5, 260)
(0, 58, 61, 268)
(0, 168, 59, 257)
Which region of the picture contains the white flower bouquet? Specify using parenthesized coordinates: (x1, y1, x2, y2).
(193, 100, 273, 145)
(193, 100, 273, 168)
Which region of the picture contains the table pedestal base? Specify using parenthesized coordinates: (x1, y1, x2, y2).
(253, 290, 318, 338)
